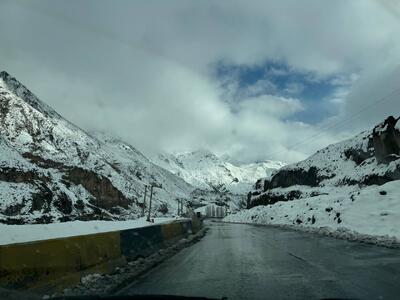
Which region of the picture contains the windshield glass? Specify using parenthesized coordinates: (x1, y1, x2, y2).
(1, 1, 400, 300)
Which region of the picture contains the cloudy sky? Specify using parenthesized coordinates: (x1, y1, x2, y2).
(1, 0, 400, 163)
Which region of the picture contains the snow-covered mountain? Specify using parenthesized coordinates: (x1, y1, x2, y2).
(226, 116, 400, 241)
(0, 71, 193, 224)
(248, 116, 400, 207)
(152, 150, 285, 195)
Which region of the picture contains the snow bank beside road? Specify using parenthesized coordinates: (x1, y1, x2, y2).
(224, 180, 400, 241)
(0, 217, 179, 245)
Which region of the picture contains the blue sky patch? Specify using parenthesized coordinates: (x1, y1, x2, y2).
(214, 60, 355, 124)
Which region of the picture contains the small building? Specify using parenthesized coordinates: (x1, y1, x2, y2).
(205, 204, 228, 218)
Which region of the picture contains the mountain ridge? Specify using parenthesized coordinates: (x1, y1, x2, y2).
(226, 116, 400, 240)
(152, 150, 285, 195)
(0, 71, 61, 119)
(248, 115, 400, 208)
(0, 71, 193, 224)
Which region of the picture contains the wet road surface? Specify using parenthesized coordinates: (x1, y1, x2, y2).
(119, 221, 400, 300)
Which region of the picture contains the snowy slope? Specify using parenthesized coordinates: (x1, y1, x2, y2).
(278, 131, 398, 187)
(0, 71, 193, 224)
(248, 118, 400, 208)
(225, 116, 400, 241)
(225, 180, 400, 241)
(92, 132, 193, 205)
(152, 150, 284, 194)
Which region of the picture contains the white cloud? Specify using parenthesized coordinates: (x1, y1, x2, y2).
(284, 82, 305, 95)
(329, 74, 359, 86)
(214, 97, 337, 163)
(337, 64, 400, 132)
(1, 0, 400, 164)
(238, 79, 277, 99)
(239, 95, 304, 118)
(267, 67, 290, 77)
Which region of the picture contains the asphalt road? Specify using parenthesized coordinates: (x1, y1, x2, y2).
(120, 221, 400, 300)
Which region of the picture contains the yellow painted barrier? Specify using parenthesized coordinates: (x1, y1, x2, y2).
(160, 222, 183, 242)
(0, 231, 122, 291)
(0, 219, 200, 292)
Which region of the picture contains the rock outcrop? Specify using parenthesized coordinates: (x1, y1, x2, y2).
(372, 116, 400, 163)
(248, 116, 400, 208)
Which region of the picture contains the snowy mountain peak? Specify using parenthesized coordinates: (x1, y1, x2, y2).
(0, 71, 60, 118)
(0, 72, 193, 224)
(174, 149, 219, 163)
(152, 150, 285, 194)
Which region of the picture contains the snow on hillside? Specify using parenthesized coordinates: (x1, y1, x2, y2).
(225, 116, 400, 242)
(0, 71, 193, 224)
(152, 150, 284, 194)
(282, 130, 398, 186)
(93, 132, 193, 204)
(225, 180, 400, 241)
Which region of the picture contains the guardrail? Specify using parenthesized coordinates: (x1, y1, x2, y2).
(0, 218, 201, 292)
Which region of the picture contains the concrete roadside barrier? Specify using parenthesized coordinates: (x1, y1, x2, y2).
(0, 218, 201, 292)
(119, 219, 192, 260)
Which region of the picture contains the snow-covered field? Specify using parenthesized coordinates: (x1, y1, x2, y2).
(0, 217, 181, 245)
(225, 180, 400, 242)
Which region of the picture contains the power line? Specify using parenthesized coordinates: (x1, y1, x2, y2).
(263, 86, 400, 159)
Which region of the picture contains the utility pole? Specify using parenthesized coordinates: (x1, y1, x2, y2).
(176, 199, 186, 216)
(141, 185, 147, 217)
(144, 182, 162, 222)
(147, 185, 154, 222)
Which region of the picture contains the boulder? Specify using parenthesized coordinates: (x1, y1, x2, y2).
(372, 116, 400, 163)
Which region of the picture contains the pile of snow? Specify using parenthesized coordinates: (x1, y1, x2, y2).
(225, 180, 400, 241)
(0, 217, 180, 245)
(152, 150, 284, 194)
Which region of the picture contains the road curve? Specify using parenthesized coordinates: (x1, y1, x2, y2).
(119, 221, 400, 300)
